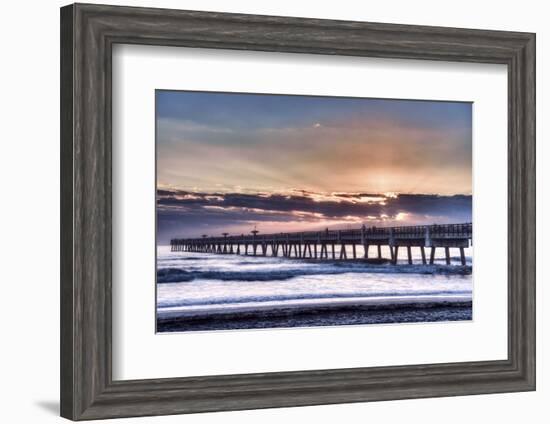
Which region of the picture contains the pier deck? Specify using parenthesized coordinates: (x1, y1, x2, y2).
(170, 223, 472, 265)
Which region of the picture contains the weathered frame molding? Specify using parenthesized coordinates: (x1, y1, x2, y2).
(60, 3, 536, 420)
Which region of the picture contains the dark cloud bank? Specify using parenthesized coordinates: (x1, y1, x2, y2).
(157, 189, 472, 244)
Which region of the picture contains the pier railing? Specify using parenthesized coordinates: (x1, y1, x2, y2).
(170, 223, 472, 265)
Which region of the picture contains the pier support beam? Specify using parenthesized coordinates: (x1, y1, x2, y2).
(445, 247, 451, 265)
(377, 244, 382, 259)
(339, 244, 347, 260)
(407, 246, 412, 265)
(460, 247, 466, 266)
(392, 246, 399, 264)
(430, 247, 436, 265)
(421, 246, 426, 265)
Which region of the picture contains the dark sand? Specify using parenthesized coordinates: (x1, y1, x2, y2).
(157, 300, 472, 333)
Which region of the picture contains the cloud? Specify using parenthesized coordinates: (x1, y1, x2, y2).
(157, 188, 472, 243)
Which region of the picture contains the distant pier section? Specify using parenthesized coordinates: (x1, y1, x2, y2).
(171, 223, 472, 265)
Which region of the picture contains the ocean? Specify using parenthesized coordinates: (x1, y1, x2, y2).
(156, 245, 472, 333)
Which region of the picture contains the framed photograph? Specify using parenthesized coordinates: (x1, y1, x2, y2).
(60, 3, 535, 420)
(156, 90, 475, 333)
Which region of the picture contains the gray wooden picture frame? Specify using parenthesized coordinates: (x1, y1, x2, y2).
(60, 3, 536, 421)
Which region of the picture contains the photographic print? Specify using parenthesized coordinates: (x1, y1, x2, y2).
(156, 90, 473, 333)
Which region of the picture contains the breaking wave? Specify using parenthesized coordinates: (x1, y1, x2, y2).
(157, 290, 472, 308)
(157, 263, 471, 284)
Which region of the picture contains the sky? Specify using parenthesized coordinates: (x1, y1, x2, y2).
(156, 90, 472, 243)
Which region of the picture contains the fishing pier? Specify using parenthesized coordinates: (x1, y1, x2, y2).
(170, 223, 472, 266)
